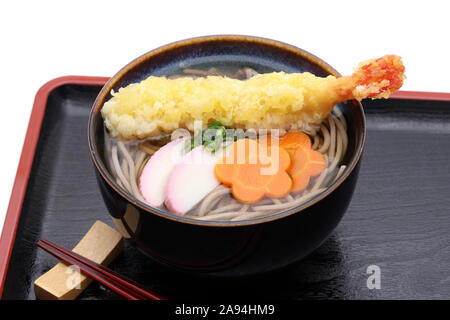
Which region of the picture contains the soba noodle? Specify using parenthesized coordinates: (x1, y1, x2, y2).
(104, 67, 349, 222)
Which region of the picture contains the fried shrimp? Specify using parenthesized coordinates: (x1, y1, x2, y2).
(102, 55, 405, 140)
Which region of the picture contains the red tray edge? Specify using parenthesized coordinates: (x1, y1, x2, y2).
(391, 90, 450, 101)
(0, 76, 109, 298)
(0, 76, 449, 298)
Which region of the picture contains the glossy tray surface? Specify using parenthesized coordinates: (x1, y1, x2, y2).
(1, 80, 449, 299)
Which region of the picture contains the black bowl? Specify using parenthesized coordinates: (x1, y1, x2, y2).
(88, 35, 366, 277)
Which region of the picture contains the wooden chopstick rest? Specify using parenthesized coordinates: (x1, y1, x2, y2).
(34, 220, 123, 300)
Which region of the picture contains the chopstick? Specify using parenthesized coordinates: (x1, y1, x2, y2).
(37, 239, 165, 300)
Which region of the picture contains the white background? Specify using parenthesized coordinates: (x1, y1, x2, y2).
(1, 0, 449, 232)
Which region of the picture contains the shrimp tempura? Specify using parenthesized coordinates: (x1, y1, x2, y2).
(102, 55, 405, 140)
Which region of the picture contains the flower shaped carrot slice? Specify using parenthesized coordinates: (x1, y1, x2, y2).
(271, 132, 326, 193)
(270, 131, 312, 158)
(215, 139, 292, 203)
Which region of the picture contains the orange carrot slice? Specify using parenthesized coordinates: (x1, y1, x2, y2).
(271, 131, 311, 157)
(215, 139, 292, 203)
(268, 132, 326, 193)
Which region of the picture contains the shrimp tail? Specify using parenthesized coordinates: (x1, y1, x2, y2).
(335, 55, 406, 101)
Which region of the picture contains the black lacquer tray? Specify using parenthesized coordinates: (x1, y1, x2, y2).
(1, 77, 449, 299)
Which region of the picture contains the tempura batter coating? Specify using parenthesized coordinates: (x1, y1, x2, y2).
(102, 55, 405, 140)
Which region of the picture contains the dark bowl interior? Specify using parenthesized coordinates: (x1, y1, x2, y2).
(89, 35, 365, 227)
(88, 35, 365, 276)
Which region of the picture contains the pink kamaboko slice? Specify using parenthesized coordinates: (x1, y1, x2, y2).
(165, 146, 222, 216)
(139, 139, 186, 207)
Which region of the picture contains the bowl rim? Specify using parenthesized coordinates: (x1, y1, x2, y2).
(88, 34, 366, 227)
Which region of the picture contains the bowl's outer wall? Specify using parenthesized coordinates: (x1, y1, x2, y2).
(90, 36, 365, 277)
(95, 162, 360, 277)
